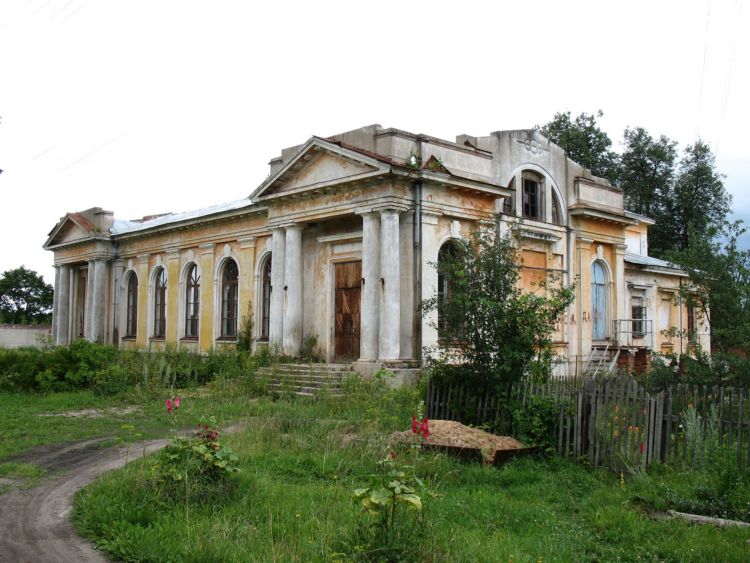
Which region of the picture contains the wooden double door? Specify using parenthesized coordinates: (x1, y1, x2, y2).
(334, 261, 361, 361)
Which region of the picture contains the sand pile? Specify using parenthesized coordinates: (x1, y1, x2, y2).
(391, 419, 525, 462)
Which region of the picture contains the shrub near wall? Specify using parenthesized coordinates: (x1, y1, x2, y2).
(0, 341, 249, 393)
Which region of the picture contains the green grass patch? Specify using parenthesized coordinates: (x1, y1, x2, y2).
(0, 461, 45, 479)
(74, 381, 750, 562)
(0, 375, 263, 460)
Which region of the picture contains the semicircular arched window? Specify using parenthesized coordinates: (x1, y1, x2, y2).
(184, 264, 200, 339)
(260, 255, 272, 341)
(125, 273, 138, 338)
(437, 241, 462, 339)
(591, 261, 608, 341)
(221, 259, 239, 338)
(153, 267, 167, 338)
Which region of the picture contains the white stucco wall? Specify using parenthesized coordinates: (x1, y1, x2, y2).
(0, 324, 52, 348)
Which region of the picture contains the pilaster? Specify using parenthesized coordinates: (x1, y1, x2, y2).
(136, 255, 150, 347)
(199, 244, 215, 351)
(166, 249, 180, 344)
(420, 212, 441, 356)
(238, 237, 257, 345)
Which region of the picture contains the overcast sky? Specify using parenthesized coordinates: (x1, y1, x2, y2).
(0, 0, 747, 285)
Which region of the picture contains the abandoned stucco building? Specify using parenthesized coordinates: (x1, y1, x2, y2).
(43, 124, 709, 376)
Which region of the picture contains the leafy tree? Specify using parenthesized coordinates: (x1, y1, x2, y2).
(667, 140, 732, 253)
(538, 110, 620, 183)
(422, 220, 574, 394)
(670, 221, 750, 352)
(619, 127, 677, 217)
(0, 266, 54, 324)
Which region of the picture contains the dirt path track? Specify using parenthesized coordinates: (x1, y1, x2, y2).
(0, 437, 168, 563)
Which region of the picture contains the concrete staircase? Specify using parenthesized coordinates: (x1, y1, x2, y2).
(256, 363, 355, 397)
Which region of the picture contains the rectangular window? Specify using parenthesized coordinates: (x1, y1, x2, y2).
(522, 178, 540, 219)
(631, 298, 646, 337)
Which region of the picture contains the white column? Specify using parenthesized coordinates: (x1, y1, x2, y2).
(379, 209, 401, 360)
(85, 261, 96, 340)
(420, 212, 440, 355)
(283, 225, 303, 356)
(90, 259, 108, 343)
(269, 228, 286, 349)
(359, 212, 380, 361)
(55, 264, 71, 345)
(51, 266, 59, 344)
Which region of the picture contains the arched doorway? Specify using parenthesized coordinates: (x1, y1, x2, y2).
(591, 261, 608, 341)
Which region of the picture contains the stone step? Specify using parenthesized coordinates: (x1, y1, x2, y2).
(267, 378, 341, 388)
(260, 371, 345, 380)
(258, 363, 356, 397)
(267, 382, 343, 397)
(264, 364, 352, 373)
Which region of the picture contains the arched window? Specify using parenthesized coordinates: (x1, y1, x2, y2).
(221, 259, 239, 338)
(125, 273, 138, 338)
(591, 261, 608, 341)
(437, 241, 460, 338)
(184, 264, 200, 338)
(153, 267, 167, 338)
(260, 255, 272, 340)
(551, 191, 562, 225)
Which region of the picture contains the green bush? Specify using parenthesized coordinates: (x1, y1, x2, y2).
(512, 396, 569, 452)
(643, 349, 750, 391)
(147, 416, 240, 503)
(0, 347, 46, 390)
(0, 341, 257, 394)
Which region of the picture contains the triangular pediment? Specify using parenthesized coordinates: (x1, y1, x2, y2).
(43, 215, 98, 249)
(251, 137, 391, 200)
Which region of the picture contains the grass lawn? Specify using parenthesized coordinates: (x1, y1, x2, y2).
(72, 379, 750, 562)
(0, 376, 262, 461)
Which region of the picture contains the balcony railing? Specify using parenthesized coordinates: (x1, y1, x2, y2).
(612, 318, 653, 349)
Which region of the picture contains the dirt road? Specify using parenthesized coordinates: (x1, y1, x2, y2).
(0, 437, 168, 563)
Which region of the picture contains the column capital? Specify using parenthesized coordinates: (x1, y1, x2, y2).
(199, 243, 215, 255)
(374, 205, 409, 215)
(283, 223, 304, 233)
(238, 236, 256, 249)
(136, 254, 151, 265)
(615, 244, 628, 254)
(166, 249, 181, 261)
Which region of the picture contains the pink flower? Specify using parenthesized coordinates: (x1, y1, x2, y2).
(165, 398, 173, 414)
(174, 396, 181, 409)
(411, 416, 419, 434)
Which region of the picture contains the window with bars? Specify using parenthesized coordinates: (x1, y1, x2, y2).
(125, 273, 138, 338)
(184, 264, 200, 338)
(221, 259, 239, 338)
(153, 268, 167, 338)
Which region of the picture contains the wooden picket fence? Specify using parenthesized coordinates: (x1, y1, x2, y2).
(425, 375, 750, 473)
